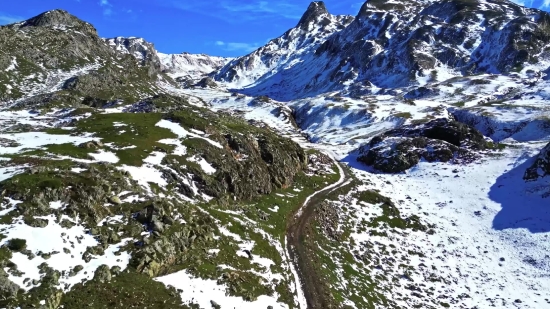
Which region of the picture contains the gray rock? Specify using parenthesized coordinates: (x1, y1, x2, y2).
(108, 195, 122, 205)
(210, 300, 221, 309)
(94, 265, 112, 283)
(0, 268, 20, 298)
(152, 221, 165, 233)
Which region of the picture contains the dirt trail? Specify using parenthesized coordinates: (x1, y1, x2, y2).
(286, 153, 349, 309)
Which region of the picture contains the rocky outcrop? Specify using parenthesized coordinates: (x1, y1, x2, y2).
(104, 37, 162, 77)
(524, 142, 550, 181)
(163, 111, 308, 201)
(358, 118, 491, 173)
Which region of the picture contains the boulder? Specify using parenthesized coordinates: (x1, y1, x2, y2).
(0, 268, 20, 299)
(94, 265, 112, 283)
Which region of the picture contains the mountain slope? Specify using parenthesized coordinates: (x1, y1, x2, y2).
(214, 0, 550, 100)
(214, 2, 354, 90)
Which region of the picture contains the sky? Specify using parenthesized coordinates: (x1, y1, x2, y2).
(0, 0, 548, 57)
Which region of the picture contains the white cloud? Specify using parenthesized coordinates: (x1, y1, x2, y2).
(98, 0, 114, 16)
(0, 14, 23, 25)
(214, 41, 260, 53)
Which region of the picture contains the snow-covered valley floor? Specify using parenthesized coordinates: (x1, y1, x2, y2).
(338, 142, 550, 308)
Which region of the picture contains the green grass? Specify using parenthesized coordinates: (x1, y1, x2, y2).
(60, 271, 189, 309)
(74, 113, 176, 166)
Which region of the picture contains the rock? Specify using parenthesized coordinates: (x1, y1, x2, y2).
(24, 217, 49, 228)
(110, 266, 122, 276)
(357, 118, 487, 173)
(258, 210, 270, 221)
(195, 77, 218, 88)
(0, 268, 20, 298)
(108, 196, 122, 205)
(6, 238, 27, 252)
(525, 142, 550, 181)
(243, 250, 253, 260)
(43, 290, 63, 309)
(152, 221, 165, 233)
(162, 216, 175, 225)
(94, 265, 112, 283)
(210, 300, 221, 309)
(79, 140, 104, 149)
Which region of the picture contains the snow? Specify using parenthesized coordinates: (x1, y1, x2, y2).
(343, 142, 550, 308)
(118, 164, 167, 190)
(155, 270, 287, 309)
(88, 150, 119, 163)
(155, 119, 223, 149)
(187, 155, 216, 175)
(142, 151, 166, 165)
(0, 132, 95, 155)
(49, 201, 64, 210)
(6, 57, 17, 72)
(0, 215, 132, 291)
(157, 52, 232, 80)
(158, 138, 187, 156)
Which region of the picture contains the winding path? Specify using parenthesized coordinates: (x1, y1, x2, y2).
(286, 151, 350, 309)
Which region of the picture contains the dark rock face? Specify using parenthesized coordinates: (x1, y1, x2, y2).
(524, 142, 550, 181)
(357, 118, 490, 173)
(177, 128, 307, 201)
(297, 2, 329, 28)
(195, 77, 218, 88)
(387, 118, 490, 150)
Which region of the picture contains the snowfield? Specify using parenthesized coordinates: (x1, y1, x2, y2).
(340, 142, 550, 308)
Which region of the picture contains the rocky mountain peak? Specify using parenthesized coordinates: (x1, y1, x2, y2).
(21, 9, 93, 30)
(297, 1, 329, 28)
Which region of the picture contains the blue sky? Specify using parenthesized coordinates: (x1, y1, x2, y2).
(0, 0, 548, 57)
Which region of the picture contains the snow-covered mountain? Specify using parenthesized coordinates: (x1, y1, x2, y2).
(158, 53, 232, 80)
(214, 1, 354, 90)
(104, 37, 231, 81)
(214, 0, 550, 100)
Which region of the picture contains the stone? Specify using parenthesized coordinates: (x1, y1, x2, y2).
(94, 265, 112, 283)
(210, 300, 221, 309)
(0, 268, 20, 298)
(152, 221, 165, 233)
(108, 196, 122, 205)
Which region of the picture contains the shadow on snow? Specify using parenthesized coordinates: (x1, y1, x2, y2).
(489, 153, 550, 233)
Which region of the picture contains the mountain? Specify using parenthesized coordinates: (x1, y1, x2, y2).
(0, 10, 167, 107)
(105, 37, 230, 81)
(1, 2, 550, 309)
(214, 0, 550, 100)
(158, 53, 232, 80)
(214, 1, 354, 90)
